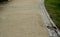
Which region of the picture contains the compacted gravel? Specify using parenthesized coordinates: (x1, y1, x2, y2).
(0, 0, 49, 37)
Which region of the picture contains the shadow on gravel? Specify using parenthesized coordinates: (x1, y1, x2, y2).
(0, 0, 12, 14)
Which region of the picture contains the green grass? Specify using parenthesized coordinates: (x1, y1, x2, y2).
(45, 0, 60, 29)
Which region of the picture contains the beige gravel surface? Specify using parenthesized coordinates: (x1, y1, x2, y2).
(0, 0, 49, 37)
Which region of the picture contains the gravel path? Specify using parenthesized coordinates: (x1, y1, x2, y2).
(0, 0, 49, 37)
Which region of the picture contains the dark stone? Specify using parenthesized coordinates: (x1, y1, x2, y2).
(0, 0, 8, 2)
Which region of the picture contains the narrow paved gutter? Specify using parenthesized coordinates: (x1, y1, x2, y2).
(0, 0, 49, 37)
(39, 0, 60, 37)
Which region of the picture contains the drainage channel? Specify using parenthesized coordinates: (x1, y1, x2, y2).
(40, 0, 60, 37)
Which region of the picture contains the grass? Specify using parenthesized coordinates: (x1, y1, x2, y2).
(45, 0, 60, 29)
